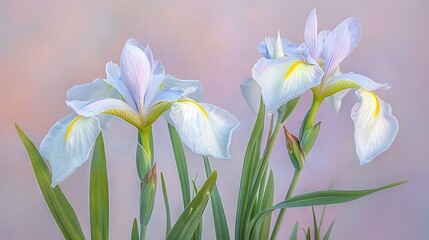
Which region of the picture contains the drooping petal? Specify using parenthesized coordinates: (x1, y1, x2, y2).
(67, 98, 141, 127)
(351, 89, 399, 165)
(40, 114, 101, 186)
(161, 75, 203, 101)
(323, 73, 389, 97)
(305, 9, 318, 59)
(67, 77, 120, 129)
(240, 77, 261, 114)
(120, 40, 152, 112)
(105, 61, 138, 111)
(252, 56, 323, 113)
(322, 22, 351, 77)
(170, 100, 240, 159)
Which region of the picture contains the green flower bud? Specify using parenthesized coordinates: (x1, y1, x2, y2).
(284, 126, 306, 171)
(301, 122, 321, 154)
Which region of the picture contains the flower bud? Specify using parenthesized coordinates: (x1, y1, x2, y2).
(140, 164, 157, 227)
(284, 126, 306, 171)
(301, 121, 321, 154)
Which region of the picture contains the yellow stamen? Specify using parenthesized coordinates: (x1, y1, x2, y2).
(284, 61, 304, 80)
(65, 116, 82, 141)
(180, 99, 209, 119)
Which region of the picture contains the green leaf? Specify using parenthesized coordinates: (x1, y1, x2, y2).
(203, 157, 230, 240)
(250, 181, 407, 232)
(278, 97, 300, 123)
(90, 133, 109, 240)
(311, 207, 320, 240)
(136, 128, 153, 181)
(140, 165, 157, 227)
(258, 170, 274, 240)
(191, 180, 202, 240)
(288, 222, 299, 240)
(235, 98, 265, 239)
(161, 173, 172, 236)
(168, 124, 191, 207)
(16, 124, 86, 240)
(131, 218, 139, 240)
(305, 227, 311, 240)
(167, 171, 218, 240)
(322, 221, 335, 240)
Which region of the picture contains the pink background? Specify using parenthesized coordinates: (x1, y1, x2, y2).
(1, 0, 427, 239)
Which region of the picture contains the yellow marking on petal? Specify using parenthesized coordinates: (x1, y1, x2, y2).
(65, 116, 82, 141)
(370, 91, 380, 119)
(284, 61, 304, 80)
(180, 99, 209, 119)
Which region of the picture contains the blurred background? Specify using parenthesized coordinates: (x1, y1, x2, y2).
(1, 0, 427, 239)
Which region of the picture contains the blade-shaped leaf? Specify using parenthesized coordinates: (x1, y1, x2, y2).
(289, 222, 299, 240)
(191, 180, 202, 240)
(90, 133, 109, 240)
(322, 221, 335, 240)
(235, 98, 265, 239)
(203, 156, 230, 240)
(168, 124, 191, 207)
(258, 170, 274, 240)
(167, 171, 217, 240)
(16, 124, 86, 240)
(131, 218, 139, 240)
(251, 181, 407, 232)
(311, 207, 320, 240)
(161, 173, 172, 236)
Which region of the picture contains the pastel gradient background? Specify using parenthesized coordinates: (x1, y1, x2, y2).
(1, 0, 427, 239)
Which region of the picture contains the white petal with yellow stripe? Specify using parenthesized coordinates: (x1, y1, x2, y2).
(351, 89, 398, 165)
(252, 56, 323, 113)
(40, 114, 101, 186)
(169, 99, 240, 159)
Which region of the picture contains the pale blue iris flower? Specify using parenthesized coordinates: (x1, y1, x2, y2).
(40, 39, 239, 186)
(242, 9, 398, 165)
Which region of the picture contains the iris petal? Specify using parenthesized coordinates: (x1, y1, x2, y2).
(305, 8, 318, 59)
(170, 100, 240, 159)
(240, 77, 261, 114)
(351, 89, 399, 165)
(40, 114, 101, 186)
(252, 56, 323, 113)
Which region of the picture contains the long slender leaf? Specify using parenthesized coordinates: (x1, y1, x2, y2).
(258, 170, 274, 240)
(311, 207, 320, 240)
(131, 218, 139, 240)
(16, 124, 85, 240)
(289, 222, 299, 240)
(168, 124, 191, 207)
(203, 157, 230, 240)
(160, 173, 172, 236)
(191, 180, 202, 240)
(322, 221, 335, 240)
(167, 171, 217, 240)
(235, 98, 265, 239)
(90, 133, 109, 240)
(250, 181, 407, 235)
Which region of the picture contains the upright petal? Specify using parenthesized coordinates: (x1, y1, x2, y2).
(344, 17, 361, 53)
(322, 22, 351, 77)
(161, 75, 203, 101)
(240, 77, 261, 114)
(67, 98, 141, 128)
(273, 31, 285, 59)
(258, 36, 292, 59)
(105, 61, 138, 111)
(351, 89, 399, 165)
(305, 9, 318, 59)
(170, 100, 240, 159)
(40, 114, 101, 186)
(120, 40, 152, 112)
(252, 56, 323, 113)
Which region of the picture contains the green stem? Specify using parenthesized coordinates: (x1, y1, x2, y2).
(140, 225, 147, 240)
(270, 170, 301, 240)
